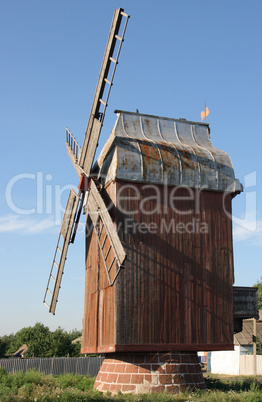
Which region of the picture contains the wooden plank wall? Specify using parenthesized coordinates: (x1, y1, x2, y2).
(81, 181, 234, 353)
(115, 182, 234, 351)
(82, 187, 117, 354)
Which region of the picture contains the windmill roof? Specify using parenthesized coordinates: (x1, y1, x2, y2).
(95, 110, 242, 192)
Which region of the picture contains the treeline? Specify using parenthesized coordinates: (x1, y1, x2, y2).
(0, 323, 82, 358)
(254, 277, 262, 310)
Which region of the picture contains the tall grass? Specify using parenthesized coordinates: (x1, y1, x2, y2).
(0, 368, 261, 401)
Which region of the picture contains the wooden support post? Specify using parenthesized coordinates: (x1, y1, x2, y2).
(253, 317, 257, 376)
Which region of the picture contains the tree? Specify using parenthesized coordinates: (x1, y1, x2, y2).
(0, 334, 16, 357)
(6, 323, 51, 357)
(0, 324, 82, 357)
(0, 338, 8, 358)
(47, 328, 82, 357)
(47, 327, 72, 357)
(253, 277, 262, 310)
(68, 329, 82, 357)
(68, 329, 82, 342)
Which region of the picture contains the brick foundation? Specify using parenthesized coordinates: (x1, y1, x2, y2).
(94, 352, 207, 394)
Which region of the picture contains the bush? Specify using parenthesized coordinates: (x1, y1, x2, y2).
(0, 367, 7, 378)
(0, 383, 13, 402)
(23, 369, 46, 385)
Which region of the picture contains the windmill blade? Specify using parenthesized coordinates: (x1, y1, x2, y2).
(65, 127, 83, 178)
(87, 179, 126, 285)
(79, 8, 129, 176)
(44, 8, 129, 314)
(43, 188, 82, 314)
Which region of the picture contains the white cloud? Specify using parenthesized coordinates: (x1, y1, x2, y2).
(0, 215, 56, 234)
(233, 217, 262, 246)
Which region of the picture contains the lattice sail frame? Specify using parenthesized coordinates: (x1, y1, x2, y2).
(43, 189, 81, 314)
(86, 180, 126, 286)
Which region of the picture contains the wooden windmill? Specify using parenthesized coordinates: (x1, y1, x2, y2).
(44, 8, 243, 395)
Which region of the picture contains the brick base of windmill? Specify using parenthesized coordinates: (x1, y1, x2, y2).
(94, 352, 207, 394)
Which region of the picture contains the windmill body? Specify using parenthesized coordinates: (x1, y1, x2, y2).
(81, 111, 242, 393)
(82, 110, 242, 354)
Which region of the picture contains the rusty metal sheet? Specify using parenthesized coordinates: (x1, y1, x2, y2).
(97, 133, 143, 184)
(95, 111, 242, 193)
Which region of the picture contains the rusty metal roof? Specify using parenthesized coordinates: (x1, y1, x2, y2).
(95, 110, 242, 192)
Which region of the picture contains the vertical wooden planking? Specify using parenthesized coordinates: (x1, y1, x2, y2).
(82, 181, 235, 353)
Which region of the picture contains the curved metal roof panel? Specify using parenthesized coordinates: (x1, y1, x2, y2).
(95, 110, 242, 192)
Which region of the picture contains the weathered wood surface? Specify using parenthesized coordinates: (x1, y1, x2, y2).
(81, 182, 234, 353)
(44, 189, 80, 315)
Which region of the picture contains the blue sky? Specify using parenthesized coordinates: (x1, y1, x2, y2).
(0, 0, 261, 336)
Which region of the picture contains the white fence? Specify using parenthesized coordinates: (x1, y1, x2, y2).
(239, 355, 262, 375)
(210, 347, 262, 375)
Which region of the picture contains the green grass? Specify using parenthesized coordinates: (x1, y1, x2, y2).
(0, 368, 262, 401)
